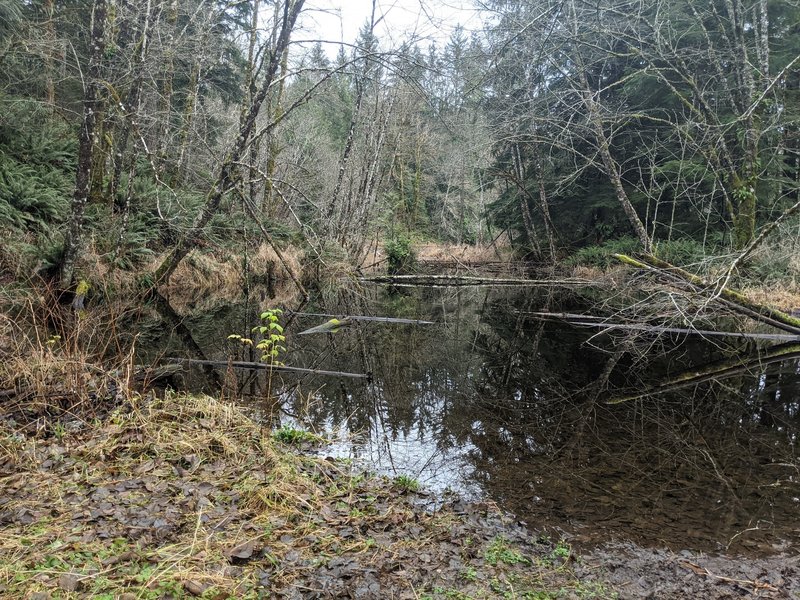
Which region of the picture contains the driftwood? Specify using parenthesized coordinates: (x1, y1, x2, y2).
(360, 274, 597, 287)
(614, 253, 800, 335)
(565, 320, 800, 342)
(607, 342, 800, 404)
(287, 311, 434, 325)
(162, 357, 370, 380)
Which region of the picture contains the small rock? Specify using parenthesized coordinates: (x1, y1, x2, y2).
(183, 579, 209, 596)
(58, 573, 80, 592)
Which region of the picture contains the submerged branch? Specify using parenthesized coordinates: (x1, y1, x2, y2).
(607, 343, 800, 404)
(161, 357, 371, 380)
(361, 274, 599, 287)
(287, 311, 434, 325)
(566, 320, 800, 342)
(520, 311, 609, 321)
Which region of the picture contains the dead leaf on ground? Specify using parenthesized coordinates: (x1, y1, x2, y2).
(226, 539, 259, 563)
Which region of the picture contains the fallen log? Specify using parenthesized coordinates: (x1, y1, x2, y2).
(606, 342, 800, 404)
(161, 357, 370, 380)
(360, 274, 597, 287)
(614, 253, 800, 335)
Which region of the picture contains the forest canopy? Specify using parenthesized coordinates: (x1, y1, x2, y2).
(0, 0, 798, 285)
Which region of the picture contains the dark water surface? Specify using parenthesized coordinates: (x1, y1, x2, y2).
(140, 283, 800, 555)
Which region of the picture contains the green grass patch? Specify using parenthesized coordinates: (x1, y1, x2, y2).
(392, 474, 421, 492)
(486, 535, 529, 566)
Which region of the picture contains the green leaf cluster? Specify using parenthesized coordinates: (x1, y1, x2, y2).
(252, 308, 286, 363)
(385, 235, 415, 273)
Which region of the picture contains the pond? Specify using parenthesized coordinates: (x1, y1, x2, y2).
(138, 282, 800, 556)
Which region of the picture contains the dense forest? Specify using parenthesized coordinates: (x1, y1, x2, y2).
(1, 0, 798, 290)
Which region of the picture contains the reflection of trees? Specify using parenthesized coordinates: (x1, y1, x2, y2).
(461, 307, 800, 552)
(286, 285, 500, 448)
(141, 282, 800, 551)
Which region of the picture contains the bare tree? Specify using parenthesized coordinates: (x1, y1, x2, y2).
(153, 0, 306, 285)
(60, 0, 108, 288)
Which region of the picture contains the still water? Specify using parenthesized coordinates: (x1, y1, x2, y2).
(140, 283, 800, 555)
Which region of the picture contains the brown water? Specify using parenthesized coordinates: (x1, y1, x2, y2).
(139, 283, 800, 555)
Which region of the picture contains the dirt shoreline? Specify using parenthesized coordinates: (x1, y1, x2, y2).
(0, 393, 796, 599)
(578, 542, 797, 599)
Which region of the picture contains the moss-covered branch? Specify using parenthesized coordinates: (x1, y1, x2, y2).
(613, 253, 800, 334)
(607, 343, 800, 404)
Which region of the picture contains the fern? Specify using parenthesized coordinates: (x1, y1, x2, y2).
(0, 155, 68, 230)
(0, 95, 74, 233)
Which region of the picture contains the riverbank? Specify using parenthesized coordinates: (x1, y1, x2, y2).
(2, 393, 795, 599)
(0, 392, 616, 599)
(2, 258, 800, 598)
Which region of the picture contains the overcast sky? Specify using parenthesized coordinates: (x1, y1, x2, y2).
(298, 0, 483, 54)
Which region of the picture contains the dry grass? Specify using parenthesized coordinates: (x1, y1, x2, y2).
(740, 281, 800, 315)
(569, 264, 630, 288)
(167, 251, 242, 292)
(415, 242, 512, 264)
(163, 243, 303, 292)
(250, 243, 303, 280)
(156, 243, 304, 314)
(739, 244, 800, 313)
(0, 285, 141, 432)
(0, 392, 308, 598)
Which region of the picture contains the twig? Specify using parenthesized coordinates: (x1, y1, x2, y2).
(678, 560, 780, 593)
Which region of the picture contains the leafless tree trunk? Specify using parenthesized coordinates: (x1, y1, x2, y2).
(566, 0, 651, 252)
(111, 0, 157, 263)
(60, 0, 108, 288)
(153, 0, 306, 286)
(109, 0, 157, 203)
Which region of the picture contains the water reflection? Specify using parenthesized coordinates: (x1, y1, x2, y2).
(141, 284, 800, 554)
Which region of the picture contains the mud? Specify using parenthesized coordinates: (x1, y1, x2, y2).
(579, 542, 798, 599)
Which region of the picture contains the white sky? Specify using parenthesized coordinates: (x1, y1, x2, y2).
(298, 0, 483, 54)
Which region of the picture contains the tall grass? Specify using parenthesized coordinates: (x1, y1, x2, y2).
(0, 280, 140, 431)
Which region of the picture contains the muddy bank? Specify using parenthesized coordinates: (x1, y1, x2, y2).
(577, 542, 797, 599)
(0, 393, 610, 598)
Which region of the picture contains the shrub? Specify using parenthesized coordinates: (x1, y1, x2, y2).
(565, 236, 640, 268)
(385, 235, 415, 273)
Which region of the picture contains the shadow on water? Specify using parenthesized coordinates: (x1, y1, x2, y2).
(137, 283, 800, 555)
